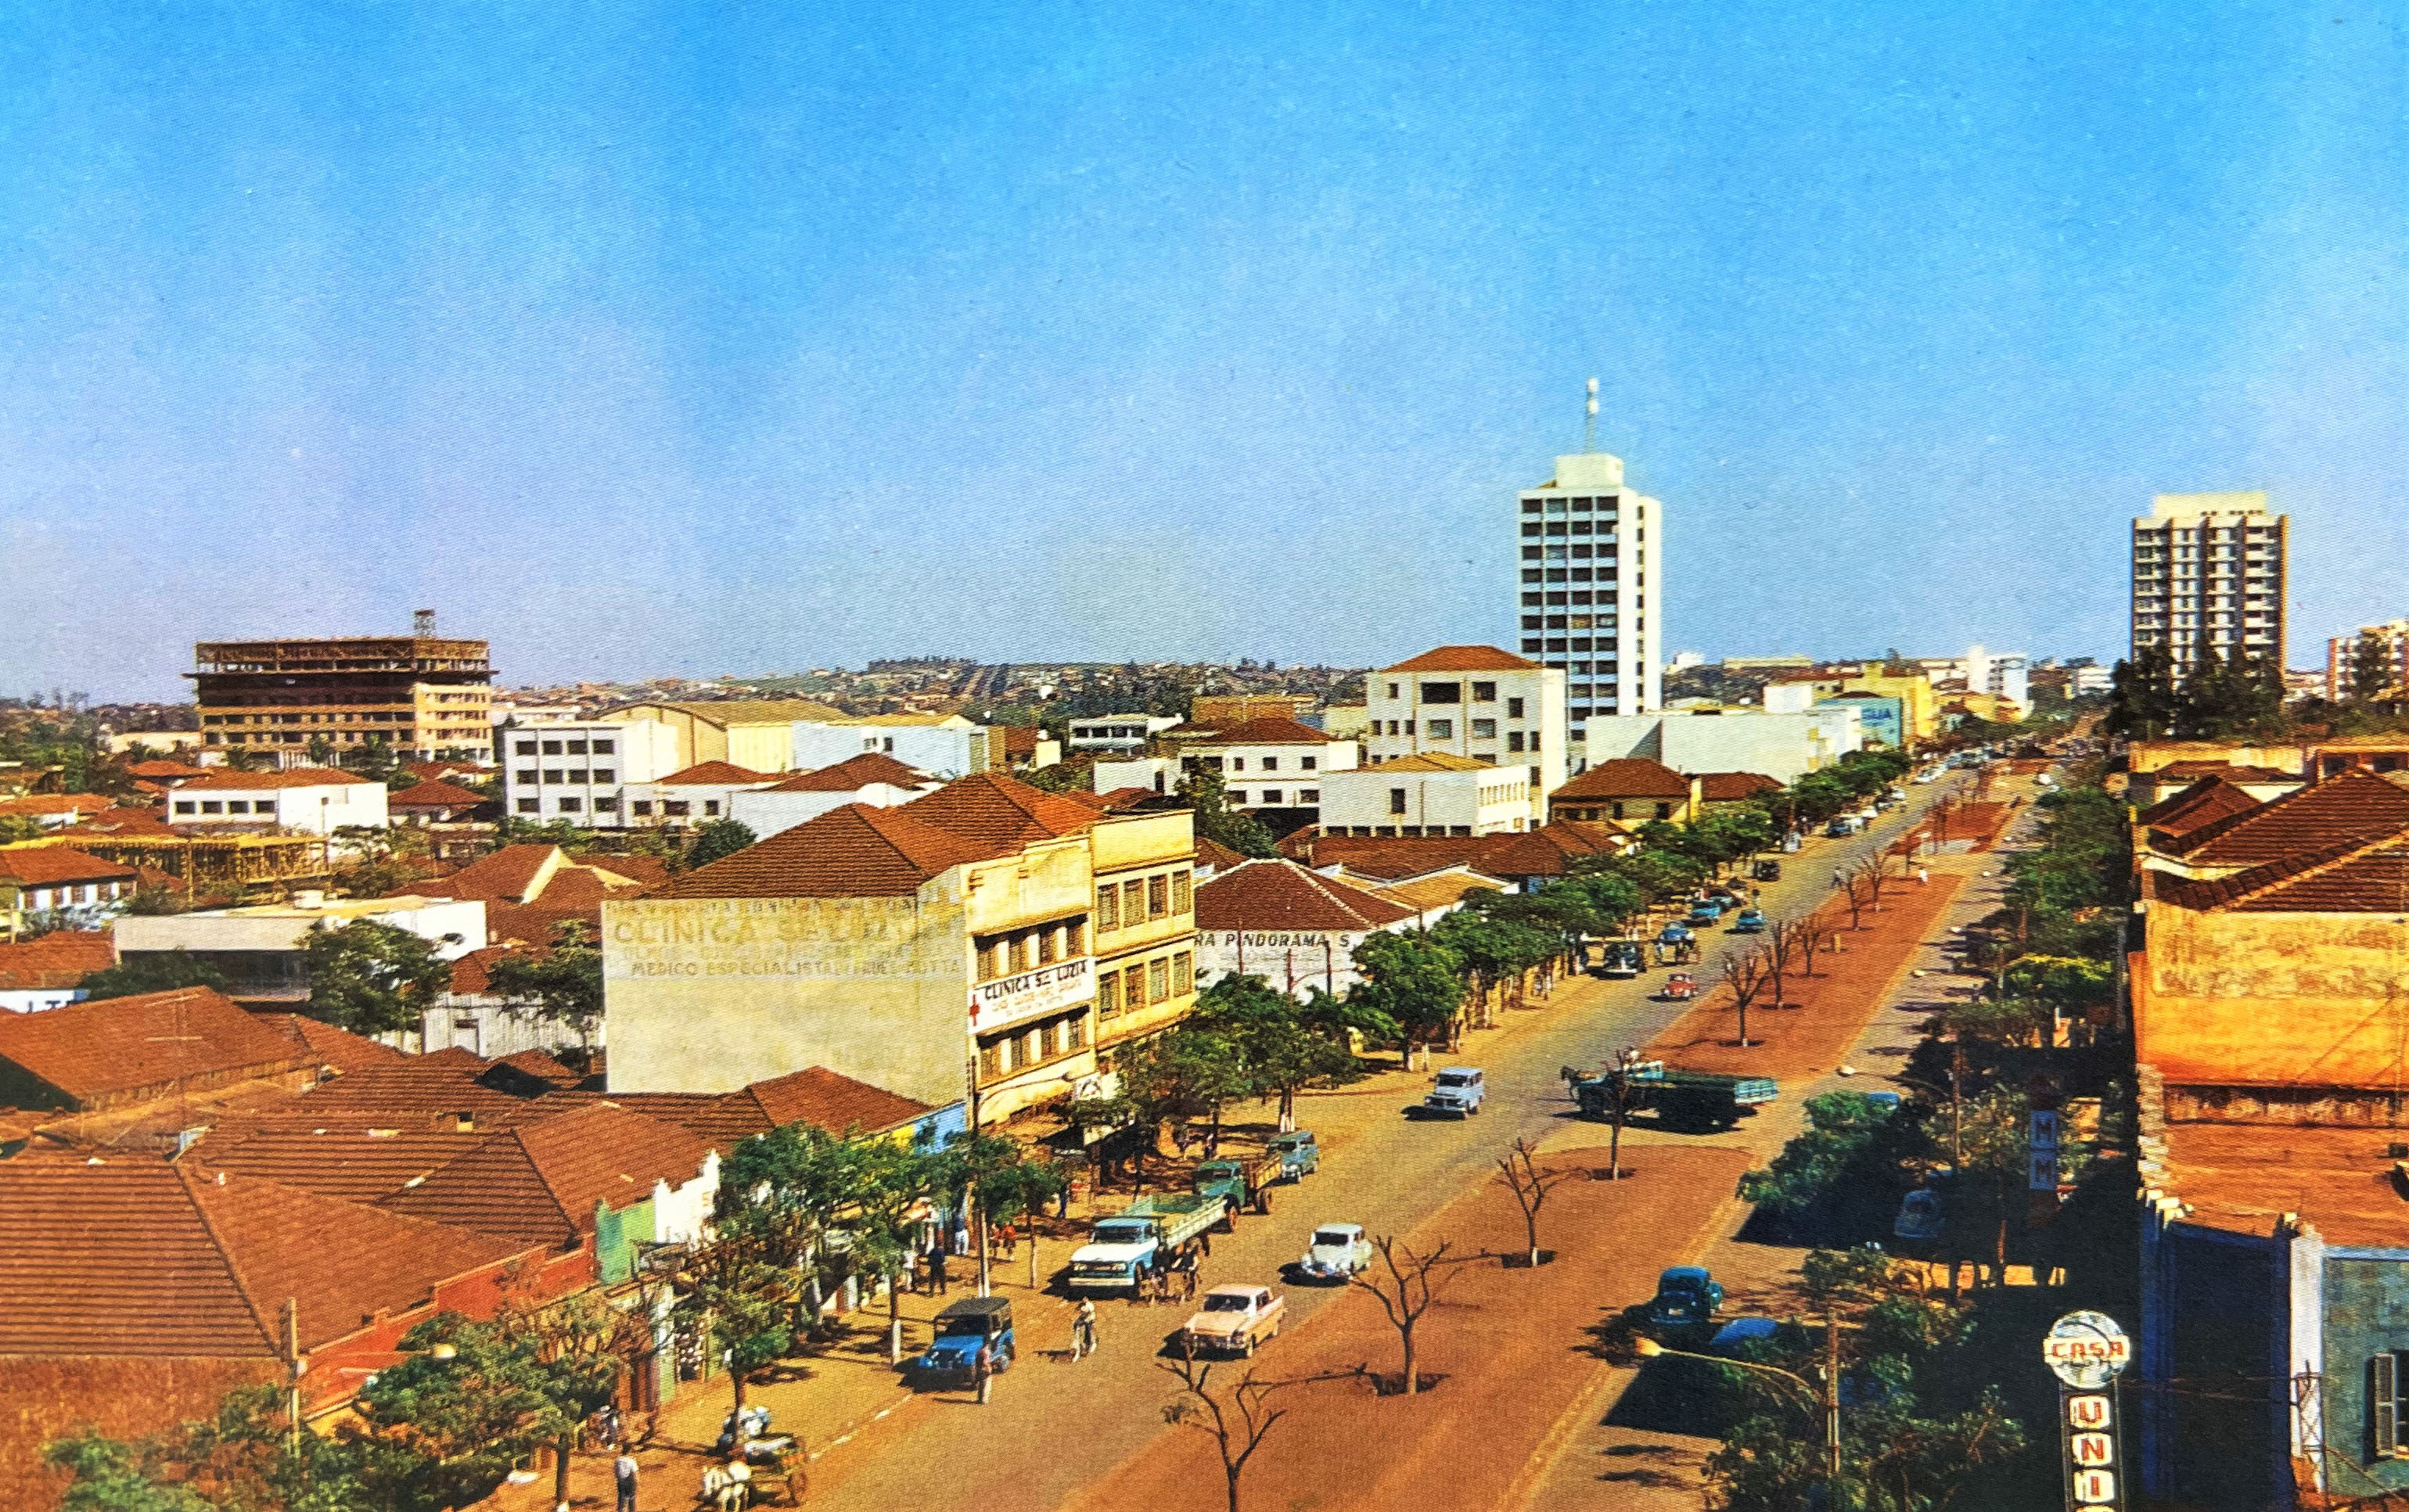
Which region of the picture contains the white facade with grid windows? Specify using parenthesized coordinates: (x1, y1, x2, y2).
(2130, 493, 2288, 673)
(1513, 451, 1664, 762)
(499, 720, 681, 828)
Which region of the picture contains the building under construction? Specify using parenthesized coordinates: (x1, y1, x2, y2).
(190, 613, 493, 765)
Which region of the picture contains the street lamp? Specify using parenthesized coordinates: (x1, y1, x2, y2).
(1631, 1334, 1840, 1478)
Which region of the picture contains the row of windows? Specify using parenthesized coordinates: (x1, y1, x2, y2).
(1094, 869, 1192, 932)
(516, 768, 617, 785)
(1228, 788, 1318, 806)
(1383, 680, 1512, 705)
(172, 799, 276, 816)
(1522, 618, 1618, 638)
(1520, 519, 1616, 537)
(977, 1008, 1090, 1080)
(1519, 495, 1619, 514)
(1520, 567, 1615, 584)
(1523, 637, 1616, 655)
(1098, 951, 1193, 1018)
(1523, 544, 1618, 563)
(1520, 590, 1619, 608)
(1188, 753, 1317, 772)
(207, 710, 418, 726)
(510, 796, 729, 818)
(976, 917, 1088, 982)
(512, 738, 616, 756)
(1334, 824, 1476, 838)
(16, 880, 127, 908)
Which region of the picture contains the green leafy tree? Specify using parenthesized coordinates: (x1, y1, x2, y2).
(0, 813, 47, 844)
(45, 1384, 372, 1512)
(1432, 907, 1557, 1022)
(77, 949, 227, 1001)
(670, 1227, 796, 1421)
(350, 1315, 564, 1512)
(685, 817, 757, 870)
(302, 918, 454, 1036)
(1738, 1091, 1897, 1219)
(484, 921, 606, 1054)
(1174, 768, 1277, 857)
(1347, 929, 1464, 1065)
(723, 1121, 923, 1339)
(1191, 973, 1357, 1130)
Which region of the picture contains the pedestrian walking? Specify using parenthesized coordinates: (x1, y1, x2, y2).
(928, 1241, 950, 1296)
(1917, 864, 1930, 886)
(1072, 1298, 1098, 1359)
(1830, 867, 1843, 890)
(613, 1451, 639, 1512)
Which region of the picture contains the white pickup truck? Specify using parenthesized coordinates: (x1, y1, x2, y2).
(1180, 1284, 1286, 1358)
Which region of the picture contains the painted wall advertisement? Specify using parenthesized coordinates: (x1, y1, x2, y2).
(969, 955, 1092, 1033)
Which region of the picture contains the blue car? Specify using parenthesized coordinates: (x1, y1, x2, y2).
(1649, 1265, 1724, 1329)
(915, 1296, 1013, 1383)
(1728, 908, 1767, 933)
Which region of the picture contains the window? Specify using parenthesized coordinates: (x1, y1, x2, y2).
(1038, 927, 1059, 964)
(1419, 681, 1462, 703)
(1097, 969, 1121, 1018)
(1471, 681, 1497, 702)
(201, 800, 224, 814)
(663, 801, 690, 817)
(2375, 1352, 2405, 1458)
(1039, 1020, 1059, 1060)
(1386, 682, 1400, 699)
(1261, 789, 1283, 805)
(1508, 697, 1525, 719)
(593, 769, 613, 784)
(566, 740, 588, 756)
(567, 769, 588, 784)
(1010, 935, 1030, 974)
(174, 801, 195, 815)
(978, 940, 1001, 980)
(1230, 756, 1245, 772)
(559, 797, 582, 813)
(515, 740, 537, 756)
(1260, 756, 1278, 771)
(1148, 875, 1170, 918)
(632, 800, 653, 817)
(1508, 731, 1524, 752)
(1066, 918, 1084, 954)
(541, 740, 562, 756)
(1170, 869, 1192, 914)
(1122, 878, 1145, 919)
(518, 798, 540, 813)
(1426, 719, 1453, 739)
(224, 801, 248, 814)
(593, 739, 614, 755)
(1301, 755, 1317, 770)
(543, 769, 563, 784)
(980, 1041, 1005, 1080)
(1097, 884, 1119, 931)
(1472, 718, 1497, 738)
(1173, 951, 1194, 993)
(595, 796, 620, 813)
(1149, 957, 1170, 1002)
(704, 800, 721, 816)
(1066, 1013, 1088, 1050)
(1390, 788, 1408, 815)
(1299, 788, 1319, 803)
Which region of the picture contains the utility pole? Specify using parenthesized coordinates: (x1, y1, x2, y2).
(285, 1298, 303, 1457)
(966, 1058, 991, 1298)
(1824, 1306, 1843, 1481)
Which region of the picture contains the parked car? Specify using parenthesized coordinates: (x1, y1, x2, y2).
(1893, 1189, 1945, 1242)
(1598, 939, 1647, 978)
(914, 1296, 1014, 1382)
(1657, 971, 1698, 1002)
(1649, 1265, 1724, 1329)
(1268, 1130, 1320, 1180)
(1707, 1316, 1782, 1356)
(1181, 1284, 1286, 1357)
(1422, 1066, 1486, 1117)
(1296, 1222, 1372, 1282)
(1752, 859, 1783, 882)
(1728, 907, 1767, 933)
(1686, 900, 1724, 928)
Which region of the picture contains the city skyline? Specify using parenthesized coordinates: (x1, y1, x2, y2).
(5, 1, 2404, 702)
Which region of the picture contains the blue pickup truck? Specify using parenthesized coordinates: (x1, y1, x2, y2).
(1267, 1130, 1320, 1180)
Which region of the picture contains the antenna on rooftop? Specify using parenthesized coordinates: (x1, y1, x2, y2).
(1584, 377, 1600, 454)
(413, 609, 437, 637)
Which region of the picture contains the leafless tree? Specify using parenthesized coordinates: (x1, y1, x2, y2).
(1764, 917, 1802, 1007)
(1794, 911, 1836, 975)
(1496, 1137, 1577, 1267)
(1347, 1236, 1478, 1397)
(1851, 851, 1896, 916)
(1720, 944, 1774, 1047)
(1161, 1349, 1353, 1512)
(1839, 871, 1872, 930)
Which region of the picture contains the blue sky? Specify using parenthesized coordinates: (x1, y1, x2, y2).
(3, 0, 2402, 699)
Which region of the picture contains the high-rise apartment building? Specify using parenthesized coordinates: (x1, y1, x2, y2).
(1514, 450, 1663, 764)
(2130, 494, 2287, 671)
(2328, 620, 2409, 702)
(192, 620, 492, 764)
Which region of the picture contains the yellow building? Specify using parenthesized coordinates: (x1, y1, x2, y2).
(1840, 670, 1939, 742)
(192, 634, 493, 762)
(607, 699, 843, 774)
(602, 773, 1196, 1124)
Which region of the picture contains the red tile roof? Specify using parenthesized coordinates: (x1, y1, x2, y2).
(0, 931, 116, 990)
(386, 779, 492, 810)
(0, 988, 307, 1110)
(582, 852, 671, 889)
(2138, 778, 2264, 841)
(1289, 824, 1618, 882)
(125, 760, 211, 780)
(413, 843, 558, 903)
(742, 1067, 934, 1136)
(1553, 758, 1692, 801)
(0, 846, 140, 886)
(174, 767, 372, 791)
(493, 1047, 582, 1088)
(653, 760, 778, 786)
(0, 1159, 521, 1356)
(1196, 860, 1417, 932)
(2163, 768, 2409, 865)
(0, 794, 118, 819)
(760, 752, 936, 793)
(1468, 823, 1624, 878)
(1192, 836, 1248, 874)
(1169, 717, 1335, 747)
(2156, 760, 2301, 783)
(2157, 825, 2409, 914)
(1380, 646, 1538, 673)
(901, 772, 1102, 851)
(250, 1013, 408, 1073)
(653, 803, 1001, 900)
(377, 1102, 714, 1246)
(1698, 771, 1781, 802)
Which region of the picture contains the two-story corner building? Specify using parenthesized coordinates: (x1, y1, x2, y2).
(621, 761, 781, 831)
(1317, 753, 1532, 837)
(899, 774, 1197, 1070)
(500, 719, 683, 828)
(1160, 717, 1359, 827)
(167, 767, 390, 836)
(0, 848, 139, 937)
(792, 713, 996, 778)
(1065, 713, 1180, 756)
(1365, 648, 1567, 800)
(1192, 858, 1424, 1000)
(1548, 756, 1699, 828)
(600, 796, 1098, 1125)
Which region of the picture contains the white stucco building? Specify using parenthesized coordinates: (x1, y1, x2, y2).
(1579, 706, 1864, 785)
(1513, 447, 1666, 757)
(167, 768, 390, 835)
(116, 892, 487, 1007)
(1365, 647, 1564, 808)
(1064, 714, 1180, 755)
(501, 719, 684, 828)
(1317, 753, 1532, 837)
(791, 714, 994, 778)
(1164, 716, 1358, 822)
(728, 752, 943, 840)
